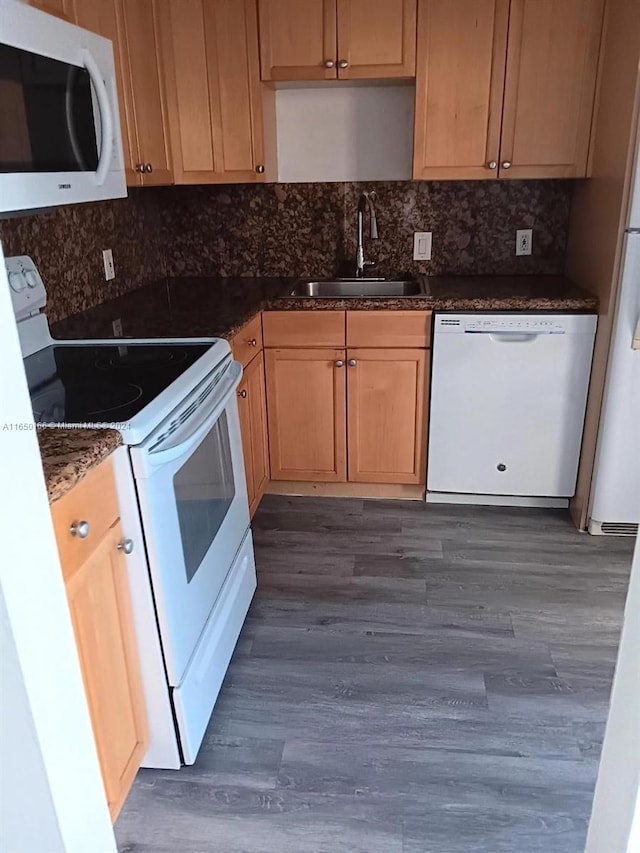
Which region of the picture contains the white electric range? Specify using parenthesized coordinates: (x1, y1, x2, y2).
(9, 255, 256, 769)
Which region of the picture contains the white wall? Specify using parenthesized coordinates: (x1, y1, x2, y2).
(586, 533, 640, 852)
(276, 84, 414, 183)
(0, 240, 116, 853)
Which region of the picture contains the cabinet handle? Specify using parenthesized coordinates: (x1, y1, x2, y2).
(338, 59, 349, 69)
(487, 160, 497, 170)
(117, 538, 134, 555)
(255, 164, 265, 174)
(144, 163, 153, 173)
(238, 389, 248, 398)
(135, 163, 145, 173)
(324, 59, 335, 68)
(501, 161, 512, 169)
(69, 520, 90, 539)
(248, 338, 257, 347)
(348, 359, 357, 367)
(335, 360, 344, 368)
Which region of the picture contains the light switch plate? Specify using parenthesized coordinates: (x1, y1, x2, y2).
(413, 231, 432, 261)
(103, 248, 115, 280)
(516, 229, 532, 256)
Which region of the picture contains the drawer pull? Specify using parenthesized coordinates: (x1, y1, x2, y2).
(117, 538, 134, 555)
(69, 520, 90, 539)
(348, 359, 357, 367)
(335, 360, 344, 368)
(238, 389, 248, 398)
(248, 338, 257, 347)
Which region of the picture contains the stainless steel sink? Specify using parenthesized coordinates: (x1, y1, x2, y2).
(290, 278, 425, 298)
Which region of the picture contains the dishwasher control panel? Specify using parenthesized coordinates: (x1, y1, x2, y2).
(435, 314, 579, 335)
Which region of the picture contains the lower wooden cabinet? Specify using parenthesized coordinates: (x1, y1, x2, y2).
(237, 351, 270, 516)
(265, 348, 347, 482)
(51, 458, 148, 823)
(264, 313, 431, 486)
(347, 348, 428, 484)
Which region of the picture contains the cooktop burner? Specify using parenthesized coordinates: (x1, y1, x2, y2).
(24, 342, 211, 424)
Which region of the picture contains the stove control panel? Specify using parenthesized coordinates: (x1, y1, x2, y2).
(5, 256, 47, 321)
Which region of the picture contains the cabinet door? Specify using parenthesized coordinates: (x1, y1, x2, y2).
(118, 0, 173, 185)
(347, 348, 428, 484)
(337, 0, 417, 79)
(265, 348, 347, 482)
(413, 0, 509, 180)
(258, 0, 338, 81)
(27, 0, 75, 20)
(160, 0, 270, 183)
(499, 0, 604, 178)
(238, 352, 270, 517)
(71, 0, 139, 186)
(64, 521, 149, 822)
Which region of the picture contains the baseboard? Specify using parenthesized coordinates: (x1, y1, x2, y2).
(265, 481, 426, 501)
(426, 491, 569, 509)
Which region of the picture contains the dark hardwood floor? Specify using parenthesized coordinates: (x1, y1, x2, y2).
(116, 496, 635, 853)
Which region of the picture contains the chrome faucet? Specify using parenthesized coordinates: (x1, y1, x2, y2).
(355, 191, 379, 278)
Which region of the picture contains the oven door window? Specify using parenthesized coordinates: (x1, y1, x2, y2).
(173, 411, 236, 584)
(0, 44, 99, 173)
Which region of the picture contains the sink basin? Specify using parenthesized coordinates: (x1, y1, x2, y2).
(290, 278, 425, 298)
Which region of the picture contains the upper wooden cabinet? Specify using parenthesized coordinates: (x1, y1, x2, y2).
(27, 0, 74, 20)
(116, 0, 173, 185)
(413, 0, 509, 180)
(159, 0, 275, 183)
(500, 0, 605, 179)
(258, 0, 338, 81)
(413, 0, 605, 180)
(258, 0, 417, 81)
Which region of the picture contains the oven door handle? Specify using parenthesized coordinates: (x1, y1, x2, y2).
(145, 361, 243, 467)
(81, 48, 114, 186)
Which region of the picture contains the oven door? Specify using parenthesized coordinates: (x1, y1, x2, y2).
(0, 1, 125, 212)
(130, 358, 250, 687)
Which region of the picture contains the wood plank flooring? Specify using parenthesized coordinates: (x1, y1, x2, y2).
(115, 496, 635, 853)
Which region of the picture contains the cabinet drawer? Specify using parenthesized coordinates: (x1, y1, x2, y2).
(347, 311, 432, 348)
(51, 458, 120, 583)
(263, 311, 346, 347)
(232, 313, 263, 367)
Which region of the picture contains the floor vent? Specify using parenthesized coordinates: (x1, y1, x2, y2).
(589, 519, 639, 537)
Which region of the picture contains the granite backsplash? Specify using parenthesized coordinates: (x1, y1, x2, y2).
(0, 179, 573, 322)
(0, 190, 165, 324)
(158, 180, 573, 280)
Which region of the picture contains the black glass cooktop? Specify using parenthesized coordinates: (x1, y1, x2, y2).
(25, 343, 211, 424)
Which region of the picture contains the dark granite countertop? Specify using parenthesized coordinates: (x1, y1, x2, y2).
(38, 428, 122, 503)
(51, 275, 597, 341)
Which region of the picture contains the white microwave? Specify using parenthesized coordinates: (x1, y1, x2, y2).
(0, 0, 126, 214)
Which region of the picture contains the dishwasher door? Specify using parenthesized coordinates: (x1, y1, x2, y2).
(427, 314, 597, 498)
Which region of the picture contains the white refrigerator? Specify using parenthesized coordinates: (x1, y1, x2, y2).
(588, 133, 640, 535)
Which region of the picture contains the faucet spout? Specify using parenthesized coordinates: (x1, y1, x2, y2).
(355, 191, 379, 278)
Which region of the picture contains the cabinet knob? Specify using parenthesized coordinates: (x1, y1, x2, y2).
(348, 359, 357, 367)
(255, 164, 265, 174)
(135, 163, 145, 173)
(69, 520, 90, 539)
(338, 59, 349, 69)
(487, 160, 497, 170)
(117, 538, 134, 555)
(238, 389, 247, 398)
(501, 161, 512, 169)
(248, 338, 257, 347)
(335, 360, 344, 368)
(324, 59, 335, 69)
(144, 162, 153, 173)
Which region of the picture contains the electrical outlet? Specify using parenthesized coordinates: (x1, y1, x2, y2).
(413, 231, 432, 261)
(103, 248, 115, 280)
(112, 318, 123, 337)
(516, 229, 532, 256)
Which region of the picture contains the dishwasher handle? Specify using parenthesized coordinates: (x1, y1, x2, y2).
(486, 332, 542, 343)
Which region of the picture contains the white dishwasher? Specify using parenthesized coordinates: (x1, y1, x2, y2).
(427, 313, 597, 504)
